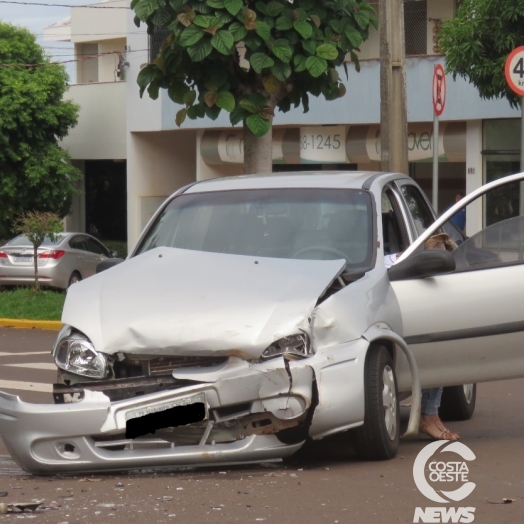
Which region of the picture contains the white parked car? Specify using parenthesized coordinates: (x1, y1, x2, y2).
(1, 170, 523, 474)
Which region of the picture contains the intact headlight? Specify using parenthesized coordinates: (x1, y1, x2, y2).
(53, 326, 108, 379)
(262, 333, 312, 360)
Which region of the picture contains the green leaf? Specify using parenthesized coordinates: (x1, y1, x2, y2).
(350, 50, 360, 72)
(239, 99, 258, 113)
(275, 15, 293, 31)
(255, 21, 271, 41)
(175, 108, 187, 127)
(147, 81, 160, 99)
(230, 22, 248, 41)
(354, 10, 370, 30)
(168, 82, 189, 104)
(133, 15, 141, 28)
(244, 33, 262, 50)
(310, 14, 321, 28)
(293, 54, 307, 72)
(305, 56, 327, 77)
(266, 1, 284, 17)
(216, 91, 235, 111)
(270, 60, 291, 81)
(137, 64, 159, 89)
(211, 30, 234, 54)
(180, 25, 205, 47)
(250, 52, 275, 73)
(215, 11, 233, 23)
(330, 20, 343, 34)
(205, 104, 221, 120)
(316, 43, 338, 60)
(255, 1, 268, 15)
(271, 39, 292, 63)
(230, 105, 250, 125)
(193, 15, 212, 28)
(224, 0, 242, 15)
(302, 39, 316, 55)
(183, 89, 196, 105)
(246, 114, 271, 137)
(134, 0, 159, 21)
(344, 27, 363, 48)
(293, 20, 313, 39)
(187, 39, 213, 61)
(206, 0, 224, 7)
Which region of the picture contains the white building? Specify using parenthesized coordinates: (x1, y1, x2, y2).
(46, 0, 521, 249)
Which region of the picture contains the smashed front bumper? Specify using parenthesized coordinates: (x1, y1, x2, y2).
(0, 357, 313, 474)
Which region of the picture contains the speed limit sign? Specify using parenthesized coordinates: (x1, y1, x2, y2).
(505, 46, 524, 96)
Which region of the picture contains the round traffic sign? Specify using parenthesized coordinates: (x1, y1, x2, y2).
(505, 46, 524, 96)
(432, 64, 446, 116)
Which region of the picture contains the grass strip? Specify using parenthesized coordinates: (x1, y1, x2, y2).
(0, 288, 65, 321)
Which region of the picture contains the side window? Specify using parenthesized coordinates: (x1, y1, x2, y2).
(69, 236, 87, 251)
(85, 238, 109, 256)
(400, 184, 435, 236)
(454, 215, 524, 271)
(381, 189, 409, 255)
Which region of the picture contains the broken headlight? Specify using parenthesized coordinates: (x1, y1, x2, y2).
(53, 326, 108, 379)
(262, 334, 312, 360)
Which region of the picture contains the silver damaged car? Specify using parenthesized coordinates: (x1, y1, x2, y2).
(2, 170, 524, 474)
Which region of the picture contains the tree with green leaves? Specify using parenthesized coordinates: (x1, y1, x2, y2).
(439, 0, 524, 108)
(132, 0, 377, 173)
(0, 22, 81, 240)
(14, 211, 63, 291)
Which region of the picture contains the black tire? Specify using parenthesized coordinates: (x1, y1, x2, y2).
(68, 271, 82, 288)
(439, 383, 476, 421)
(352, 346, 400, 460)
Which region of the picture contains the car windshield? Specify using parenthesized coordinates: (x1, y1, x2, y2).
(8, 234, 65, 247)
(135, 188, 374, 266)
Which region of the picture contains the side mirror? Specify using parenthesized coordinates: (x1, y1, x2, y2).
(96, 258, 124, 274)
(388, 250, 455, 281)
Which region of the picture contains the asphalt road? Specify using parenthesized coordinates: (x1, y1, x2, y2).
(0, 327, 523, 523)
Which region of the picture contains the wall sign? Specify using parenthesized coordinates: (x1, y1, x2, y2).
(299, 125, 347, 164)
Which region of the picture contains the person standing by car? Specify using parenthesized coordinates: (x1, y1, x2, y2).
(418, 233, 459, 441)
(385, 233, 460, 441)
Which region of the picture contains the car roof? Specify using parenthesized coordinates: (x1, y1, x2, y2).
(184, 171, 408, 193)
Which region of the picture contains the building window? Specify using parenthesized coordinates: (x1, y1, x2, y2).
(149, 27, 171, 63)
(404, 0, 427, 56)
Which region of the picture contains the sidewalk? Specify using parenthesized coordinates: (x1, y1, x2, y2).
(0, 318, 61, 330)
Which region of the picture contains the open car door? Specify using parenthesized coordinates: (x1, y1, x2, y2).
(390, 172, 524, 391)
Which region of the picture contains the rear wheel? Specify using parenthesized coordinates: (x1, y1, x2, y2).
(352, 346, 400, 460)
(439, 383, 476, 421)
(68, 271, 82, 288)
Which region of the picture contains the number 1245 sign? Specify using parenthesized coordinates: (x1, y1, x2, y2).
(505, 46, 524, 96)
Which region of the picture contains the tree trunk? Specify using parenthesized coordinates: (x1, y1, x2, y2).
(33, 244, 39, 292)
(243, 122, 273, 175)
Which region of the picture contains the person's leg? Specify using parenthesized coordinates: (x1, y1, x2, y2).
(420, 388, 459, 441)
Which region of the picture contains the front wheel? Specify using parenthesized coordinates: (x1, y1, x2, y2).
(439, 384, 476, 421)
(352, 345, 400, 460)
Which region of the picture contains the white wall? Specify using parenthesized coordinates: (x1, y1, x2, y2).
(61, 82, 127, 159)
(71, 0, 127, 44)
(127, 130, 198, 248)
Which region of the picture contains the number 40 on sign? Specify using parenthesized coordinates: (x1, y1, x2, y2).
(505, 46, 524, 96)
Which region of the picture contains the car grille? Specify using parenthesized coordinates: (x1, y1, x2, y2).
(148, 356, 228, 375)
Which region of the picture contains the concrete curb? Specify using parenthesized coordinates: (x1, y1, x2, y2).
(0, 318, 62, 330)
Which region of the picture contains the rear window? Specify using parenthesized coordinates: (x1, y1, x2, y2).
(8, 234, 65, 247)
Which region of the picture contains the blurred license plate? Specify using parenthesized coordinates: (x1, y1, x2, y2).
(14, 256, 32, 262)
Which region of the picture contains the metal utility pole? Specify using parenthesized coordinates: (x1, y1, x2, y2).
(379, 0, 408, 174)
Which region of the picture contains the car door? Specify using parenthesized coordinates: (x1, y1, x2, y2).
(82, 237, 110, 277)
(391, 172, 524, 390)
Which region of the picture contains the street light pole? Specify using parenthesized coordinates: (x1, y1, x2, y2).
(379, 0, 408, 175)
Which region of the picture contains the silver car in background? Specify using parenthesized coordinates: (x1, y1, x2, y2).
(0, 233, 117, 290)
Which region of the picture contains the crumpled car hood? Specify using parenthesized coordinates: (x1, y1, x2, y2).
(62, 247, 345, 359)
